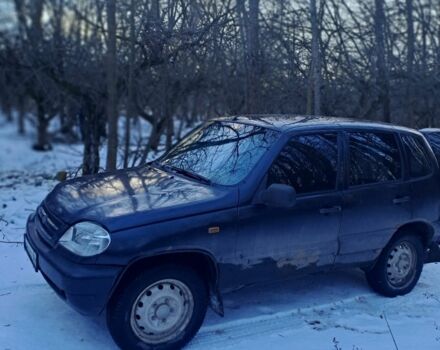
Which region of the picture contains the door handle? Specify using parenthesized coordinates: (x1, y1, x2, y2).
(393, 196, 411, 205)
(319, 206, 342, 215)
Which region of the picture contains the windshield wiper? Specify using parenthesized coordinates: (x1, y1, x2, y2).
(152, 161, 212, 185)
(170, 166, 212, 185)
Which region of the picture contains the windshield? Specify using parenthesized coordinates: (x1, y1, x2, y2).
(159, 121, 279, 186)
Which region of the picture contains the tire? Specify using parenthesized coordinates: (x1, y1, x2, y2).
(365, 233, 424, 297)
(107, 264, 208, 350)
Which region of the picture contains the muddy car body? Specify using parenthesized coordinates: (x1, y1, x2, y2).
(25, 115, 440, 349)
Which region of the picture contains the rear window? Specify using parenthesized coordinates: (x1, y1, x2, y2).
(401, 134, 432, 178)
(423, 132, 440, 163)
(348, 132, 402, 187)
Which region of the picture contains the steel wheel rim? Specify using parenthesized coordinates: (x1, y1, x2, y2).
(130, 279, 194, 344)
(386, 241, 417, 288)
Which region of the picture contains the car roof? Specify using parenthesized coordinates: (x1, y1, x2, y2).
(215, 114, 419, 134)
(420, 128, 440, 134)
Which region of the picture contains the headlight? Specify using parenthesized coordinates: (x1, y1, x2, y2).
(58, 222, 111, 257)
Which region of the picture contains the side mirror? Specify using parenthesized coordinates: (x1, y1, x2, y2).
(260, 183, 296, 208)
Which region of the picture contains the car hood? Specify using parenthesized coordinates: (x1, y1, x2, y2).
(44, 166, 237, 232)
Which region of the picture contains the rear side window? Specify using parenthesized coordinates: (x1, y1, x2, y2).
(423, 133, 440, 163)
(268, 133, 338, 195)
(402, 134, 432, 178)
(348, 132, 401, 187)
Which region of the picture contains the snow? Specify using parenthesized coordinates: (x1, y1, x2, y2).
(1, 120, 440, 349)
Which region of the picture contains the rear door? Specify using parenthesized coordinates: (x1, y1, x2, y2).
(337, 130, 412, 264)
(401, 133, 440, 230)
(234, 131, 343, 285)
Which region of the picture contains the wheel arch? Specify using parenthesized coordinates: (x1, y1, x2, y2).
(107, 249, 224, 316)
(394, 220, 435, 247)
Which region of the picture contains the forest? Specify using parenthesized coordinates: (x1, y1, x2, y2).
(0, 0, 439, 174)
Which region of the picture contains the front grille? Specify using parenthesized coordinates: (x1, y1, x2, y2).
(39, 207, 58, 231)
(35, 204, 67, 246)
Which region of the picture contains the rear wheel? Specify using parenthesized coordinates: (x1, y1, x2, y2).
(107, 265, 208, 350)
(365, 234, 424, 297)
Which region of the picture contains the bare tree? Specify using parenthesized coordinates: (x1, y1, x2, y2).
(374, 0, 391, 123)
(309, 0, 322, 115)
(106, 0, 118, 170)
(123, 0, 137, 168)
(1, 0, 440, 176)
(405, 0, 415, 127)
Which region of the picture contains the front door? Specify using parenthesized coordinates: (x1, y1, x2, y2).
(235, 132, 342, 285)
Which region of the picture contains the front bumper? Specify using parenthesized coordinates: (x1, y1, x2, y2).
(25, 214, 123, 316)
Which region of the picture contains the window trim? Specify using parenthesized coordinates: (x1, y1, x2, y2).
(265, 130, 342, 197)
(343, 129, 404, 190)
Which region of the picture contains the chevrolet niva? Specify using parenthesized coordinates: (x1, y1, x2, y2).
(24, 115, 440, 350)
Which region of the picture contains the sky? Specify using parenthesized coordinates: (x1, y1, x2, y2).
(0, 0, 16, 30)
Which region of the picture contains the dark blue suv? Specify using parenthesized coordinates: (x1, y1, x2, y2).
(24, 115, 440, 350)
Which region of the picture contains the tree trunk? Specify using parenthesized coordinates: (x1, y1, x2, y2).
(140, 119, 164, 164)
(310, 0, 321, 116)
(17, 96, 25, 135)
(420, 0, 430, 127)
(3, 103, 13, 122)
(374, 0, 391, 123)
(236, 0, 249, 113)
(105, 0, 118, 170)
(30, 0, 44, 44)
(405, 0, 415, 127)
(150, 0, 160, 20)
(306, 66, 313, 115)
(81, 108, 101, 175)
(166, 114, 174, 151)
(124, 0, 136, 168)
(34, 100, 50, 151)
(247, 0, 260, 114)
(237, 0, 260, 114)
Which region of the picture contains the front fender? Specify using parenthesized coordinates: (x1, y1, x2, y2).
(106, 249, 225, 316)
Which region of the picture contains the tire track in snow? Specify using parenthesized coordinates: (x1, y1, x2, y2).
(189, 293, 383, 349)
(0, 282, 48, 293)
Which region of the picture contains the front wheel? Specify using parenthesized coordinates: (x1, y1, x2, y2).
(365, 234, 424, 297)
(107, 265, 208, 350)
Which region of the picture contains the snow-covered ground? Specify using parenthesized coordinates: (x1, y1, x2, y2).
(1, 120, 440, 350)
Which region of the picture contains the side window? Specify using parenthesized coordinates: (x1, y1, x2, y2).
(268, 133, 338, 195)
(349, 132, 401, 187)
(402, 134, 432, 178)
(423, 133, 440, 163)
